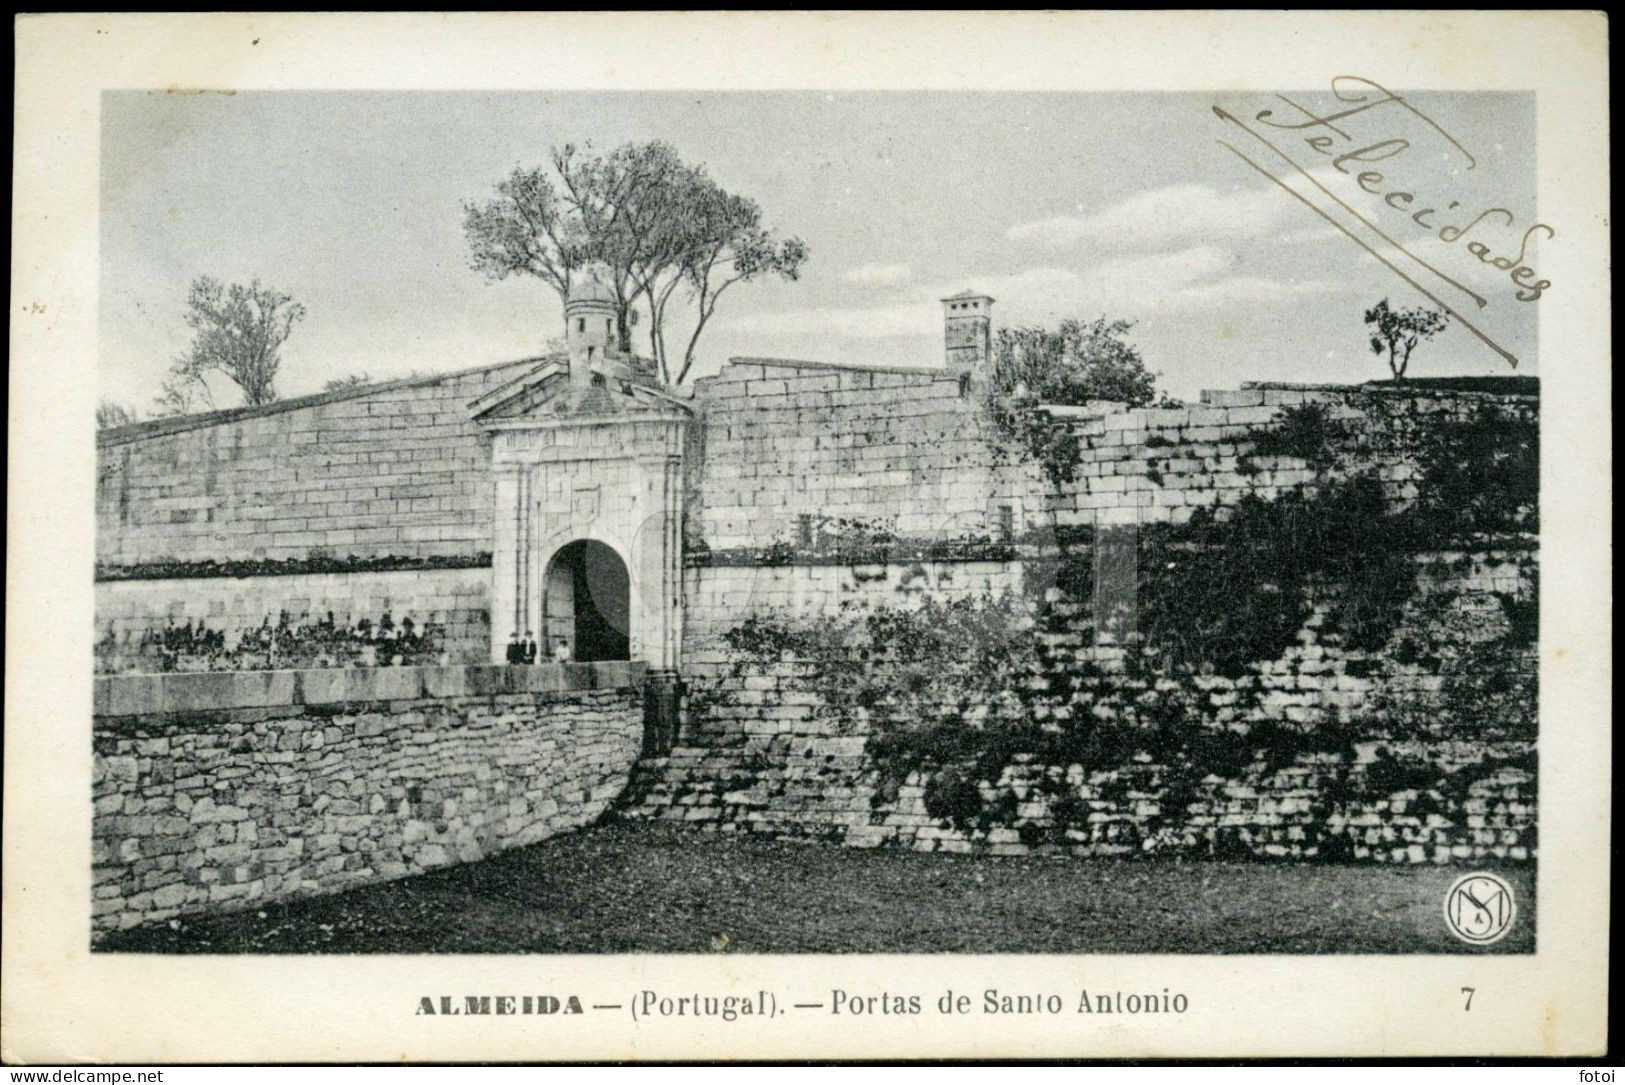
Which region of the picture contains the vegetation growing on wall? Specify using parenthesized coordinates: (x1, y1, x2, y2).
(1246, 401, 1346, 467)
(1379, 577, 1538, 747)
(95, 552, 493, 582)
(1363, 298, 1449, 382)
(95, 610, 445, 675)
(1408, 401, 1540, 536)
(711, 393, 1539, 849)
(691, 525, 1019, 568)
(1245, 398, 1540, 538)
(1134, 474, 1421, 673)
(722, 580, 1333, 782)
(980, 317, 1158, 484)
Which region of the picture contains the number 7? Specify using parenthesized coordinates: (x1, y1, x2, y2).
(1461, 987, 1475, 1011)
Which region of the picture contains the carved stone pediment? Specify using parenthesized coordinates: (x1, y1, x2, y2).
(474, 356, 693, 672)
(469, 357, 693, 427)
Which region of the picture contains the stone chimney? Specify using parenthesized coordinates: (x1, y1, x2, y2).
(564, 265, 617, 387)
(942, 291, 994, 381)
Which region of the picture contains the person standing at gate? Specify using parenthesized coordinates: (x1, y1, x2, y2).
(505, 632, 522, 665)
(522, 630, 538, 664)
(553, 636, 571, 663)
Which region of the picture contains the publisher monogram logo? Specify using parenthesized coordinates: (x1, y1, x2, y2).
(1443, 873, 1517, 945)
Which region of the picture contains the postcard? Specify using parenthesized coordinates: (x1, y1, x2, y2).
(4, 11, 1610, 1063)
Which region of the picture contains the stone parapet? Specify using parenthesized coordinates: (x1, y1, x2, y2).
(94, 661, 648, 721)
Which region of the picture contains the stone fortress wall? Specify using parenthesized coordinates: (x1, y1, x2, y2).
(92, 328, 1539, 876)
(685, 358, 1039, 555)
(638, 362, 1539, 864)
(95, 361, 533, 668)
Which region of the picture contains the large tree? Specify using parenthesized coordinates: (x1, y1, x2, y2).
(463, 141, 807, 386)
(554, 141, 688, 359)
(1364, 298, 1449, 382)
(159, 276, 305, 412)
(986, 317, 1158, 429)
(669, 188, 809, 386)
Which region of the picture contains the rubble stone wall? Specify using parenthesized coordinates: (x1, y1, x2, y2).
(92, 662, 645, 936)
(639, 373, 1539, 864)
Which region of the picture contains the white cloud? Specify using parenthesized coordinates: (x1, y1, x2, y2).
(1277, 224, 1345, 245)
(841, 262, 912, 285)
(726, 300, 938, 341)
(1063, 247, 1331, 315)
(1006, 169, 1349, 253)
(726, 248, 1334, 344)
(1170, 275, 1335, 307)
(955, 248, 1330, 318)
(1086, 246, 1234, 290)
(947, 266, 1089, 310)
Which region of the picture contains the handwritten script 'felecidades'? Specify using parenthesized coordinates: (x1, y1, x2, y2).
(1214, 76, 1552, 368)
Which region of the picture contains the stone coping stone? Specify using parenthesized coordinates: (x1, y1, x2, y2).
(94, 662, 649, 718)
(688, 542, 1021, 568)
(95, 554, 493, 583)
(97, 356, 540, 448)
(712, 356, 956, 381)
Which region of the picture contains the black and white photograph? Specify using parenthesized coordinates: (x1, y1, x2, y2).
(5, 10, 1610, 1065)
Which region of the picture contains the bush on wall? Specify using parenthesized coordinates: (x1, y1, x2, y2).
(95, 610, 445, 675)
(710, 392, 1538, 844)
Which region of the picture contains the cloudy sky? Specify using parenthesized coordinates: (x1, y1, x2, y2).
(100, 89, 1537, 410)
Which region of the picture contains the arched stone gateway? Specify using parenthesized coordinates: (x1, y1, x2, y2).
(470, 272, 691, 751)
(542, 539, 631, 663)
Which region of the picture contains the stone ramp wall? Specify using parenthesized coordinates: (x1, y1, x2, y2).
(92, 661, 645, 937)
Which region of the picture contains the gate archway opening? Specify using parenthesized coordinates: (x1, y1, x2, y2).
(542, 540, 631, 662)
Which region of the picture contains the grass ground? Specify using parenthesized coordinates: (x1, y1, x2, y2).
(96, 821, 1534, 955)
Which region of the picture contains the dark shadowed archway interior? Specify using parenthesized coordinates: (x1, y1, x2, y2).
(543, 540, 631, 662)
